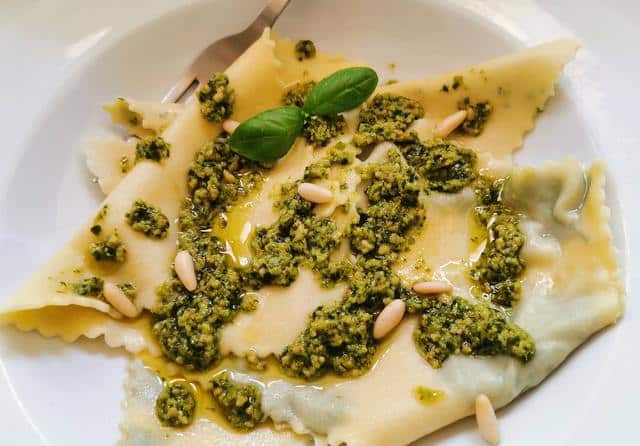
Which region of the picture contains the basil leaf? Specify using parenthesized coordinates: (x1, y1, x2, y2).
(303, 67, 378, 116)
(229, 106, 304, 161)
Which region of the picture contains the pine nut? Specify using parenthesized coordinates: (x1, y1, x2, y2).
(175, 250, 197, 291)
(103, 282, 139, 318)
(222, 119, 240, 134)
(297, 182, 333, 204)
(412, 280, 452, 295)
(475, 394, 500, 445)
(433, 110, 467, 138)
(373, 299, 406, 340)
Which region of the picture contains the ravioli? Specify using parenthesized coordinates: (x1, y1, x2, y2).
(0, 28, 624, 446)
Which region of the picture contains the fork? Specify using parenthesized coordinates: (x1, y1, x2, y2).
(162, 0, 291, 104)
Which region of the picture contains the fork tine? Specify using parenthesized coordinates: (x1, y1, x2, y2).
(162, 71, 198, 104)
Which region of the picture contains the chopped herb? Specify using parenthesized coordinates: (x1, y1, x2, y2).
(469, 176, 525, 307)
(117, 282, 137, 299)
(152, 136, 262, 370)
(211, 371, 264, 430)
(294, 39, 316, 61)
(353, 94, 424, 147)
(400, 138, 477, 193)
(302, 114, 346, 146)
(68, 276, 104, 297)
(155, 381, 196, 427)
(452, 75, 464, 90)
(125, 200, 170, 239)
(197, 73, 235, 122)
(457, 97, 493, 136)
(135, 136, 170, 163)
(89, 230, 126, 263)
(90, 225, 102, 235)
(282, 81, 316, 108)
(280, 148, 424, 379)
(413, 296, 535, 368)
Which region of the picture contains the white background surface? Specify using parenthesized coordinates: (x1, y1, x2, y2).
(0, 1, 638, 444)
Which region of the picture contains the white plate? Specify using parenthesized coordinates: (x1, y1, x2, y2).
(0, 1, 638, 445)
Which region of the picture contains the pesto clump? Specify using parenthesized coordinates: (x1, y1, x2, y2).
(279, 148, 424, 379)
(400, 138, 478, 193)
(353, 94, 424, 147)
(155, 381, 196, 427)
(413, 296, 535, 368)
(69, 276, 104, 297)
(197, 73, 234, 123)
(211, 371, 264, 430)
(245, 180, 342, 287)
(152, 137, 261, 370)
(135, 136, 170, 163)
(457, 97, 493, 136)
(303, 142, 355, 180)
(282, 81, 346, 146)
(282, 81, 316, 108)
(303, 114, 346, 147)
(294, 39, 316, 61)
(89, 230, 126, 263)
(125, 200, 170, 239)
(470, 176, 525, 307)
(117, 281, 137, 299)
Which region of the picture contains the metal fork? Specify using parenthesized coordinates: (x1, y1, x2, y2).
(162, 0, 291, 103)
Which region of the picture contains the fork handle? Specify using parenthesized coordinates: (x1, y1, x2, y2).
(249, 0, 291, 31)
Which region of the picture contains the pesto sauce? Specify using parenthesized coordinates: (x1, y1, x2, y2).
(197, 73, 235, 123)
(120, 156, 131, 174)
(411, 296, 535, 368)
(353, 94, 424, 147)
(457, 97, 493, 136)
(470, 176, 525, 307)
(243, 144, 354, 290)
(152, 137, 262, 370)
(155, 381, 197, 427)
(279, 148, 424, 380)
(294, 39, 316, 61)
(125, 200, 170, 239)
(89, 229, 126, 263)
(211, 371, 264, 431)
(281, 81, 346, 147)
(135, 136, 170, 163)
(400, 138, 477, 193)
(68, 276, 104, 297)
(211, 371, 264, 430)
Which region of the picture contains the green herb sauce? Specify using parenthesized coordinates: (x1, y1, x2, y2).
(457, 97, 493, 136)
(89, 229, 126, 263)
(211, 371, 264, 430)
(279, 148, 424, 379)
(90, 204, 109, 236)
(412, 296, 535, 368)
(197, 73, 235, 123)
(125, 200, 170, 239)
(469, 176, 525, 307)
(353, 94, 424, 147)
(68, 276, 104, 297)
(135, 136, 170, 163)
(400, 138, 477, 193)
(152, 137, 262, 370)
(155, 381, 197, 427)
(294, 40, 317, 61)
(243, 143, 354, 289)
(120, 156, 131, 173)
